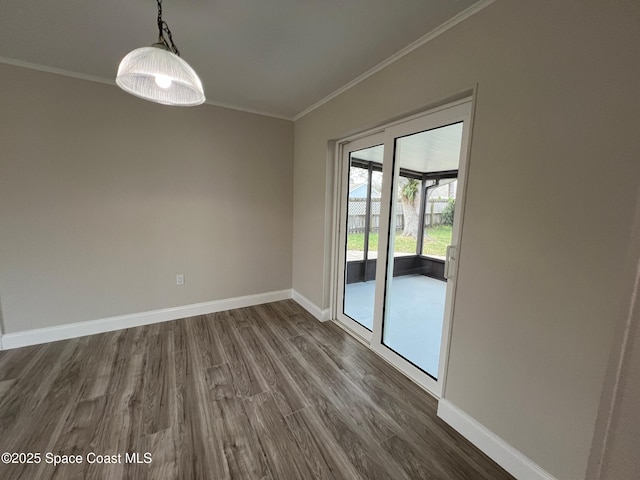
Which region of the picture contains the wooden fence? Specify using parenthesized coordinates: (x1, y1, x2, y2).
(347, 198, 449, 234)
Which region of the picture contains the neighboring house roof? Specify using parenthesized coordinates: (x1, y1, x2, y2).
(349, 184, 381, 198)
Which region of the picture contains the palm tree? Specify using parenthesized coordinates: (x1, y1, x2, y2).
(400, 178, 420, 237)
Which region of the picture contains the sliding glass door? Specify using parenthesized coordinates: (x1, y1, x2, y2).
(335, 101, 472, 396)
(336, 133, 385, 340)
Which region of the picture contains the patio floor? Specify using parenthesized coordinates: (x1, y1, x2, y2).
(343, 274, 446, 378)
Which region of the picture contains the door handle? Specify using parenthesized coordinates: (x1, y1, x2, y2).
(445, 245, 456, 280)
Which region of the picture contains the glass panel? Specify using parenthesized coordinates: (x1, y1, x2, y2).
(382, 123, 463, 378)
(346, 163, 368, 262)
(343, 145, 383, 331)
(422, 178, 457, 259)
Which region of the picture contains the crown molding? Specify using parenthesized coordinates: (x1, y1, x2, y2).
(0, 56, 294, 121)
(1, 0, 495, 123)
(292, 0, 495, 121)
(0, 56, 115, 87)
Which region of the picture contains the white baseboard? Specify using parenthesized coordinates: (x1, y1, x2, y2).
(0, 289, 292, 350)
(291, 290, 331, 322)
(437, 400, 556, 480)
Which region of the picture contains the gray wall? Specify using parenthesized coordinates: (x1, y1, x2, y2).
(590, 258, 640, 480)
(587, 190, 640, 480)
(0, 63, 293, 334)
(598, 301, 640, 479)
(292, 1, 640, 478)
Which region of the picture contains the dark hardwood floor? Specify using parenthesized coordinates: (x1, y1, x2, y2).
(0, 300, 513, 480)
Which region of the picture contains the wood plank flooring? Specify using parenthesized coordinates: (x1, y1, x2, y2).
(0, 300, 514, 480)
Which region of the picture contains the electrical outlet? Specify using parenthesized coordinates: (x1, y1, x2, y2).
(176, 274, 185, 286)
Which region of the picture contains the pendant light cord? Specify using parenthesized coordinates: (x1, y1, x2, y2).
(156, 0, 181, 56)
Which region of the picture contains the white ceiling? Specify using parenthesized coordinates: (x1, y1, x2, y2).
(0, 0, 482, 119)
(396, 122, 464, 172)
(351, 122, 463, 173)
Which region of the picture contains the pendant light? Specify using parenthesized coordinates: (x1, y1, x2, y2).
(116, 0, 205, 106)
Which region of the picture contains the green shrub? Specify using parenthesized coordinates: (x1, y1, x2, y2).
(441, 198, 456, 226)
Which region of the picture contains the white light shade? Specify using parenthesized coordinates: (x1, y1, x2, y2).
(116, 46, 205, 106)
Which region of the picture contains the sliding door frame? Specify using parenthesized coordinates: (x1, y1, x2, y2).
(330, 96, 475, 398)
(334, 132, 385, 341)
(370, 101, 473, 397)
